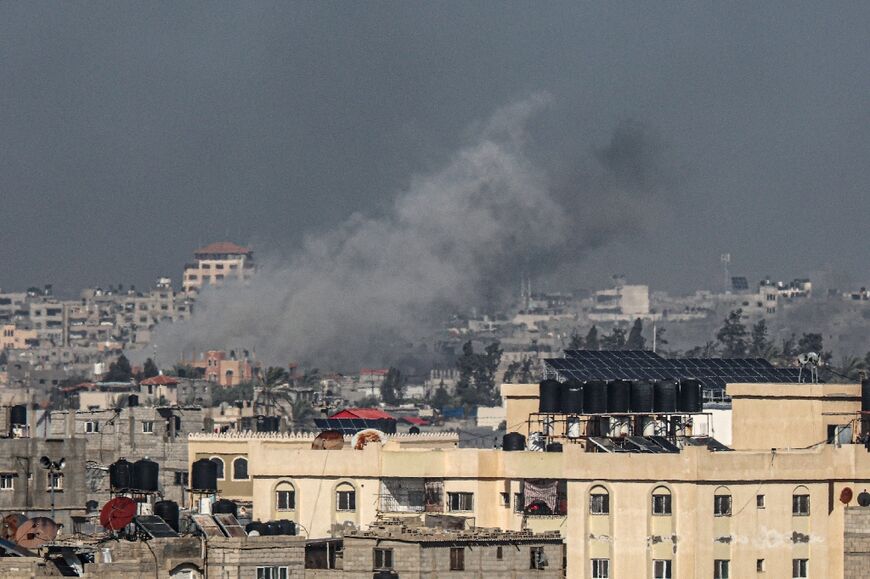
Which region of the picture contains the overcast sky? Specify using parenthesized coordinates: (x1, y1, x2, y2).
(1, 2, 868, 295)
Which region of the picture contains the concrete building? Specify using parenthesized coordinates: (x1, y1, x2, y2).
(182, 241, 255, 294)
(183, 350, 256, 387)
(589, 281, 654, 322)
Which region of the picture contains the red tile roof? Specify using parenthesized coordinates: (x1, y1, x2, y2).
(401, 416, 428, 426)
(194, 241, 251, 255)
(330, 408, 395, 420)
(140, 375, 179, 386)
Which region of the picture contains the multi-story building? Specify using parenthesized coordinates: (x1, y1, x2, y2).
(182, 241, 255, 294)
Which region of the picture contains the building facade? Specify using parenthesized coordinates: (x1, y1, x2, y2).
(182, 241, 255, 294)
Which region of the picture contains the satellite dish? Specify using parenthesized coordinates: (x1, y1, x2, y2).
(39, 456, 51, 469)
(312, 430, 344, 450)
(15, 517, 58, 548)
(351, 429, 385, 450)
(797, 353, 809, 365)
(1, 514, 27, 541)
(841, 487, 854, 504)
(100, 497, 137, 531)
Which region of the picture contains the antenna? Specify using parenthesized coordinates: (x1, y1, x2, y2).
(721, 254, 731, 293)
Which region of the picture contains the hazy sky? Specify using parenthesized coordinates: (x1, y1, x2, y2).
(1, 2, 868, 295)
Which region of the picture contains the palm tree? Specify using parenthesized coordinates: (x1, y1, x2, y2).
(256, 366, 292, 417)
(290, 397, 317, 431)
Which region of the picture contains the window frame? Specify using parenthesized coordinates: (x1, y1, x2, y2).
(450, 546, 465, 571)
(210, 456, 225, 480)
(276, 483, 296, 511)
(142, 420, 154, 434)
(0, 473, 14, 490)
(85, 420, 99, 433)
(373, 547, 394, 570)
(530, 546, 547, 570)
(591, 558, 610, 579)
(792, 493, 810, 516)
(714, 494, 732, 517)
(447, 491, 474, 512)
(757, 494, 765, 509)
(336, 485, 356, 512)
(714, 559, 730, 579)
(590, 490, 610, 515)
(47, 472, 64, 491)
(255, 566, 288, 579)
(792, 558, 808, 578)
(653, 559, 672, 579)
(652, 488, 672, 516)
(232, 457, 249, 481)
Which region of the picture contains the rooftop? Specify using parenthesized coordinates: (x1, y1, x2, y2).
(193, 241, 252, 256)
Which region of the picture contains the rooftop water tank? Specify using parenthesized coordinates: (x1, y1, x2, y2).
(560, 380, 583, 414)
(132, 458, 159, 492)
(584, 381, 607, 414)
(538, 380, 562, 413)
(191, 458, 218, 492)
(606, 380, 631, 413)
(502, 432, 526, 451)
(630, 381, 654, 413)
(653, 381, 677, 413)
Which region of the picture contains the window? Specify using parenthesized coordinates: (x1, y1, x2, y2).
(714, 559, 730, 579)
(590, 487, 610, 515)
(714, 494, 732, 517)
(142, 421, 154, 433)
(757, 559, 766, 572)
(233, 457, 249, 480)
(255, 567, 288, 579)
(757, 494, 765, 509)
(0, 474, 14, 490)
(591, 558, 610, 578)
(500, 492, 510, 507)
(514, 492, 524, 513)
(373, 548, 394, 570)
(793, 493, 810, 516)
(530, 546, 548, 570)
(210, 457, 225, 480)
(174, 472, 189, 486)
(336, 484, 356, 511)
(450, 547, 465, 571)
(276, 483, 296, 510)
(792, 558, 808, 578)
(85, 421, 99, 433)
(496, 546, 503, 560)
(48, 472, 63, 491)
(653, 559, 672, 579)
(448, 492, 473, 512)
(652, 488, 672, 515)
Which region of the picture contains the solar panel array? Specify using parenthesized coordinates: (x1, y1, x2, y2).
(134, 515, 179, 538)
(551, 350, 804, 393)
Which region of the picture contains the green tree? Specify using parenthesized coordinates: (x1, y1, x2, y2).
(716, 309, 748, 357)
(567, 330, 584, 350)
(455, 340, 502, 406)
(626, 318, 645, 350)
(257, 367, 291, 416)
(655, 326, 668, 349)
(143, 358, 159, 379)
(516, 358, 535, 383)
(503, 360, 521, 384)
(380, 367, 405, 405)
(685, 341, 719, 358)
(600, 327, 626, 350)
(290, 397, 317, 430)
(585, 326, 599, 351)
(430, 382, 453, 412)
(798, 333, 824, 354)
(749, 319, 770, 358)
(104, 354, 133, 382)
(211, 382, 255, 405)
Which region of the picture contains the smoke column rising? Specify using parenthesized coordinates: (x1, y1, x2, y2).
(154, 95, 663, 368)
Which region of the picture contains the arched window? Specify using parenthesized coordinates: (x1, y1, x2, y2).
(210, 457, 225, 480)
(793, 486, 810, 516)
(651, 486, 672, 515)
(276, 482, 296, 511)
(589, 485, 610, 515)
(714, 486, 732, 517)
(336, 482, 356, 512)
(232, 457, 248, 480)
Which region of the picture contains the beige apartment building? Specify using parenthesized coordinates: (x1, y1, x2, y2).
(189, 380, 870, 578)
(182, 241, 255, 294)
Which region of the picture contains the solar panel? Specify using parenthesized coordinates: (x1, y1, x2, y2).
(214, 514, 247, 537)
(191, 514, 226, 538)
(134, 515, 179, 538)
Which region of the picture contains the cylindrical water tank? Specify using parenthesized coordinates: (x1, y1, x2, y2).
(246, 521, 268, 536)
(277, 519, 296, 535)
(609, 417, 630, 437)
(560, 380, 584, 414)
(607, 380, 631, 413)
(862, 379, 870, 412)
(502, 432, 526, 451)
(653, 381, 677, 413)
(566, 416, 582, 439)
(641, 416, 658, 436)
(528, 432, 545, 452)
(409, 426, 420, 434)
(545, 442, 563, 452)
(212, 499, 237, 516)
(154, 500, 180, 531)
(265, 521, 282, 536)
(678, 379, 702, 413)
(191, 458, 218, 492)
(10, 405, 27, 426)
(109, 458, 134, 491)
(132, 458, 159, 492)
(630, 381, 654, 413)
(542, 415, 554, 436)
(538, 380, 562, 413)
(584, 381, 607, 414)
(858, 491, 870, 507)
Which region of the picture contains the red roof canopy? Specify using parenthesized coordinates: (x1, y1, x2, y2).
(194, 241, 251, 255)
(140, 375, 179, 386)
(401, 416, 428, 426)
(330, 408, 395, 420)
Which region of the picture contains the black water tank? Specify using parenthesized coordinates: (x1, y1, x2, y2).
(212, 499, 237, 517)
(132, 458, 159, 492)
(109, 458, 134, 491)
(862, 379, 870, 412)
(858, 491, 870, 507)
(538, 380, 562, 413)
(373, 572, 397, 579)
(607, 380, 631, 413)
(9, 405, 27, 426)
(584, 381, 607, 414)
(653, 381, 678, 413)
(560, 380, 584, 414)
(409, 426, 420, 434)
(154, 500, 180, 532)
(630, 381, 655, 413)
(277, 519, 296, 535)
(545, 442, 563, 452)
(191, 458, 218, 492)
(265, 521, 282, 536)
(257, 415, 280, 433)
(678, 379, 702, 413)
(246, 521, 269, 536)
(502, 432, 526, 451)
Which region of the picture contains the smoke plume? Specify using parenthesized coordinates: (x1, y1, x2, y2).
(153, 96, 665, 369)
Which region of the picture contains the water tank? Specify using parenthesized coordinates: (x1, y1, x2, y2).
(408, 426, 420, 435)
(190, 458, 218, 492)
(277, 519, 296, 535)
(132, 459, 159, 492)
(678, 379, 702, 413)
(257, 415, 280, 433)
(528, 432, 545, 452)
(858, 491, 870, 507)
(109, 458, 134, 491)
(630, 381, 654, 413)
(9, 405, 27, 426)
(545, 442, 563, 452)
(538, 380, 562, 413)
(212, 499, 237, 517)
(265, 521, 282, 536)
(653, 381, 677, 413)
(566, 416, 582, 439)
(502, 432, 526, 451)
(154, 500, 180, 532)
(583, 381, 607, 414)
(862, 379, 870, 412)
(607, 380, 631, 413)
(374, 572, 398, 579)
(560, 380, 584, 414)
(246, 521, 268, 536)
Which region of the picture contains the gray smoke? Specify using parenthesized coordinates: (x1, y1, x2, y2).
(153, 96, 666, 369)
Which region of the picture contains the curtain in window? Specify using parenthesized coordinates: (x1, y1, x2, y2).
(524, 479, 558, 511)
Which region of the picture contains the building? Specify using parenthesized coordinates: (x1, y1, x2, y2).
(588, 281, 653, 322)
(182, 241, 255, 294)
(183, 350, 256, 387)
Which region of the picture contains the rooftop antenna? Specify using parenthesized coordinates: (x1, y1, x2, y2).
(797, 352, 820, 383)
(721, 253, 731, 293)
